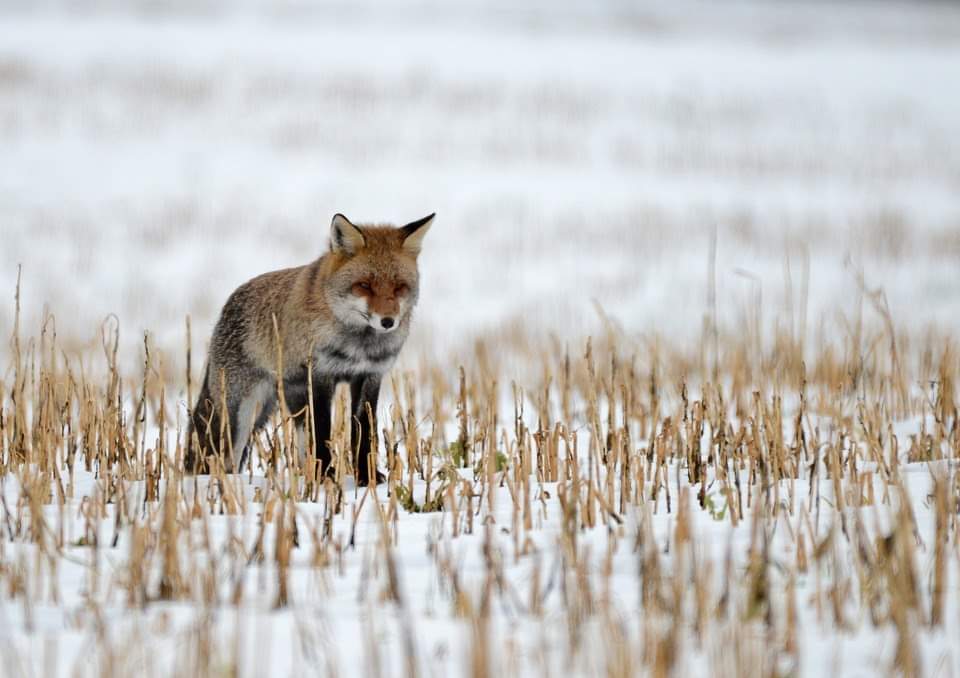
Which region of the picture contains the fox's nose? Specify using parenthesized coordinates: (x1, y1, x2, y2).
(381, 317, 395, 329)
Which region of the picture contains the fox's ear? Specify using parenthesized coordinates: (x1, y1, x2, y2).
(330, 213, 365, 255)
(400, 213, 435, 255)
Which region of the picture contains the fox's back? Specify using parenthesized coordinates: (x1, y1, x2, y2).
(208, 265, 309, 378)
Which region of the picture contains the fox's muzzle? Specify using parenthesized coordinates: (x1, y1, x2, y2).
(369, 313, 398, 333)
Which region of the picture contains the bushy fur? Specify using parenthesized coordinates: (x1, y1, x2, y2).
(185, 213, 434, 484)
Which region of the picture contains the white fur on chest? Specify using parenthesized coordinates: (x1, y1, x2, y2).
(312, 332, 404, 376)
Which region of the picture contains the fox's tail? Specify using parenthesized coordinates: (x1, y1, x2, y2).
(185, 370, 218, 474)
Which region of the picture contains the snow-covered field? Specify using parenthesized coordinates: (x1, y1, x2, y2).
(2, 0, 960, 363)
(1, 1, 960, 676)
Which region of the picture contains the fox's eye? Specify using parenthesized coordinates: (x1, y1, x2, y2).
(394, 284, 409, 296)
(353, 281, 373, 295)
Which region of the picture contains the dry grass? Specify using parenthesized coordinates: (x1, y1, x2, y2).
(0, 267, 958, 678)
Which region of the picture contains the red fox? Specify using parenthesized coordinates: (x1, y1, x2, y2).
(185, 212, 435, 485)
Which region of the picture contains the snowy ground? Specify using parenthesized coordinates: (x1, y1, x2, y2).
(1, 0, 959, 367)
(1, 1, 960, 677)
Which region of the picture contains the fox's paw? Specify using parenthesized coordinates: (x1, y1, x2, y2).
(356, 468, 386, 487)
(313, 463, 338, 483)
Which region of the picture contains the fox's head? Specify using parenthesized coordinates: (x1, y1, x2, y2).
(324, 212, 434, 334)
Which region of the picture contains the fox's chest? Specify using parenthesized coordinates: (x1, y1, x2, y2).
(312, 328, 405, 376)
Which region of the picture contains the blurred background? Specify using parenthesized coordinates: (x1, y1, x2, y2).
(1, 0, 959, 372)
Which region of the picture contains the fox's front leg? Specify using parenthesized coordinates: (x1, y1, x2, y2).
(309, 377, 335, 477)
(350, 374, 385, 486)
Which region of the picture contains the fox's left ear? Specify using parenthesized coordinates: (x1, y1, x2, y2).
(400, 213, 435, 255)
(330, 213, 366, 255)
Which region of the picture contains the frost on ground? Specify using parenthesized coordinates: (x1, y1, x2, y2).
(1, 321, 959, 678)
(1, 1, 960, 677)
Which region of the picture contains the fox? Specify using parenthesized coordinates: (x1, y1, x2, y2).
(185, 212, 435, 485)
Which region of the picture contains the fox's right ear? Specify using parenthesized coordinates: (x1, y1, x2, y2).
(400, 213, 435, 255)
(330, 213, 366, 255)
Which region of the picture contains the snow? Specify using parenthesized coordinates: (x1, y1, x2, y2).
(1, 1, 959, 367)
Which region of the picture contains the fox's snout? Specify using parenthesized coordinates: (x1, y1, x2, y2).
(348, 280, 407, 333)
(363, 312, 398, 333)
